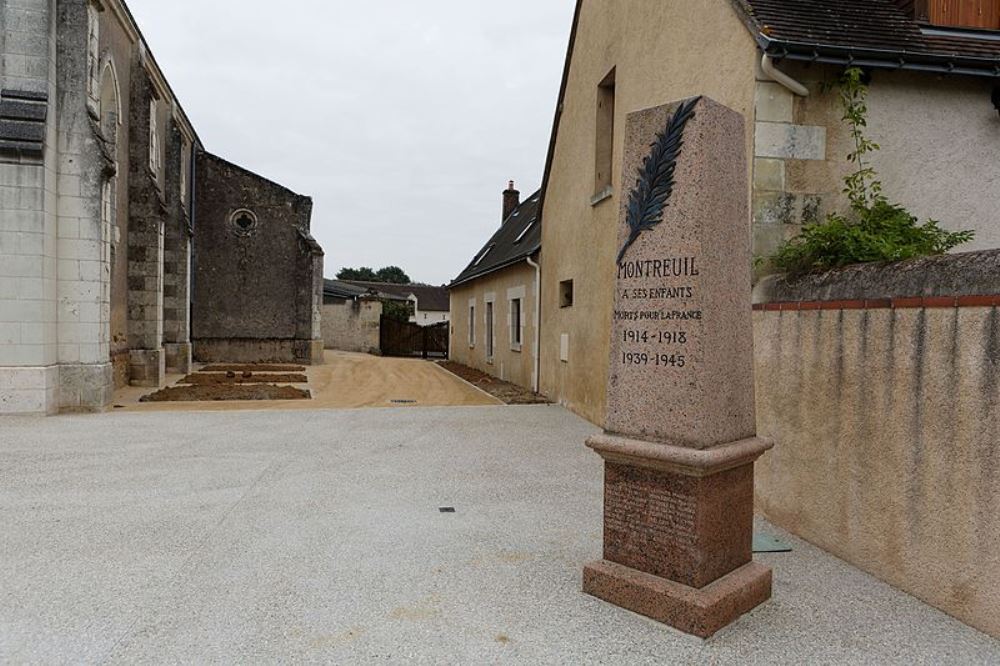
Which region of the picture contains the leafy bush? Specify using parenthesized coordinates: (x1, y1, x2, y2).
(769, 68, 973, 277)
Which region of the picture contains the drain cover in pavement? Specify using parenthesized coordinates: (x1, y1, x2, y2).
(390, 399, 418, 404)
(753, 533, 792, 553)
(439, 507, 456, 513)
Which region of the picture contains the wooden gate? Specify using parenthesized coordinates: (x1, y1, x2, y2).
(380, 316, 449, 359)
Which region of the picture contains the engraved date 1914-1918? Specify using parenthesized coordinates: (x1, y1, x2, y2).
(621, 352, 687, 368)
(623, 330, 687, 345)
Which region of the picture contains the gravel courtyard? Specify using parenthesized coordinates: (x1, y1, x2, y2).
(1, 406, 997, 664)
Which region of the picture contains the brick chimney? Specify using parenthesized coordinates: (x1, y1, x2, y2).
(502, 180, 520, 223)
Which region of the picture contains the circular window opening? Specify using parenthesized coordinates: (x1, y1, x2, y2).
(230, 209, 258, 237)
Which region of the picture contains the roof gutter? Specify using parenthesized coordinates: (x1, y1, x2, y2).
(761, 54, 809, 96)
(758, 34, 1000, 79)
(526, 256, 541, 394)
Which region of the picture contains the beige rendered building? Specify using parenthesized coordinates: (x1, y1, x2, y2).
(507, 0, 1000, 424)
(449, 184, 541, 392)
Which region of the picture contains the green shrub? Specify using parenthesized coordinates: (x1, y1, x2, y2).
(769, 68, 973, 277)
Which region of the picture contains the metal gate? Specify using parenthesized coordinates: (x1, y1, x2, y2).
(379, 316, 449, 359)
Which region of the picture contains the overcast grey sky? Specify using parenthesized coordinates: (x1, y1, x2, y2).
(127, 1, 575, 285)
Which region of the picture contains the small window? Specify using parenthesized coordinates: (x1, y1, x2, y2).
(485, 301, 495, 361)
(230, 209, 258, 237)
(559, 279, 574, 308)
(180, 141, 191, 205)
(514, 220, 536, 244)
(594, 67, 616, 197)
(86, 3, 100, 102)
(474, 244, 495, 266)
(468, 305, 476, 347)
(510, 297, 523, 350)
(148, 98, 160, 176)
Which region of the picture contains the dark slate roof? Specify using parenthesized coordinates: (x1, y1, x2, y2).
(323, 279, 380, 300)
(331, 280, 450, 311)
(736, 0, 1000, 77)
(450, 190, 542, 288)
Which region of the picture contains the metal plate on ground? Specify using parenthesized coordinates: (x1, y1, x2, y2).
(753, 533, 792, 553)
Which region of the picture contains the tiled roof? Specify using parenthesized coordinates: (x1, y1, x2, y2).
(450, 190, 541, 288)
(737, 0, 1000, 76)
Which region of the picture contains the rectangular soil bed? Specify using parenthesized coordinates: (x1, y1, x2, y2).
(200, 364, 306, 373)
(437, 361, 549, 405)
(178, 373, 309, 385)
(140, 385, 311, 402)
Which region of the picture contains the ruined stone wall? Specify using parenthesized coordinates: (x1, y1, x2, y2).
(752, 250, 1000, 638)
(192, 152, 324, 365)
(321, 297, 381, 354)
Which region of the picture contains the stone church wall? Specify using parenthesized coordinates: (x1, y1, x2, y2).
(191, 152, 324, 365)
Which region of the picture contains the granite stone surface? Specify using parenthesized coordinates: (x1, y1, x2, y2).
(605, 97, 755, 449)
(588, 97, 769, 637)
(601, 462, 754, 589)
(583, 560, 772, 639)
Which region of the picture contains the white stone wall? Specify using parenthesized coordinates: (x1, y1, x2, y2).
(0, 0, 59, 413)
(1, 0, 114, 413)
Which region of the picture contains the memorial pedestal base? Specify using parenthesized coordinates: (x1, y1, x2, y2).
(584, 433, 773, 638)
(583, 559, 772, 639)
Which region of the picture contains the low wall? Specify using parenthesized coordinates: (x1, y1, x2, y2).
(322, 298, 381, 354)
(192, 338, 323, 365)
(753, 250, 1000, 638)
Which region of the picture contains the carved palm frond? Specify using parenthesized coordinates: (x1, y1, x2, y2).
(617, 96, 700, 265)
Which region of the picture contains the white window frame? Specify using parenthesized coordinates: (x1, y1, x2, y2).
(507, 285, 526, 352)
(468, 298, 476, 348)
(180, 140, 190, 205)
(86, 3, 101, 104)
(484, 293, 496, 363)
(148, 98, 160, 177)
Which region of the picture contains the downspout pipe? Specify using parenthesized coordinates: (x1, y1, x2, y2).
(761, 54, 810, 97)
(526, 255, 541, 394)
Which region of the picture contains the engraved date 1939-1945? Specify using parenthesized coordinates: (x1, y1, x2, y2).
(621, 352, 686, 368)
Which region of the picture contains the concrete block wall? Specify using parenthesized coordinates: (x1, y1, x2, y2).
(753, 251, 1000, 638)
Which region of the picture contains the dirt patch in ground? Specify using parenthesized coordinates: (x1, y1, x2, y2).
(179, 373, 309, 385)
(437, 362, 549, 405)
(200, 364, 306, 373)
(140, 385, 311, 403)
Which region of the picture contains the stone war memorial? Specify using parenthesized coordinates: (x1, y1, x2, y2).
(583, 96, 773, 638)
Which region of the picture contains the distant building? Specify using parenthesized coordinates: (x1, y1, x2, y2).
(464, 0, 1000, 424)
(448, 182, 541, 392)
(339, 280, 450, 327)
(0, 0, 323, 414)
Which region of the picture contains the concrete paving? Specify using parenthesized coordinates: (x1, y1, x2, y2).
(0, 405, 997, 664)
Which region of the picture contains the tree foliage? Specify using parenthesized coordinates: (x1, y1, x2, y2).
(336, 265, 411, 284)
(769, 68, 973, 277)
